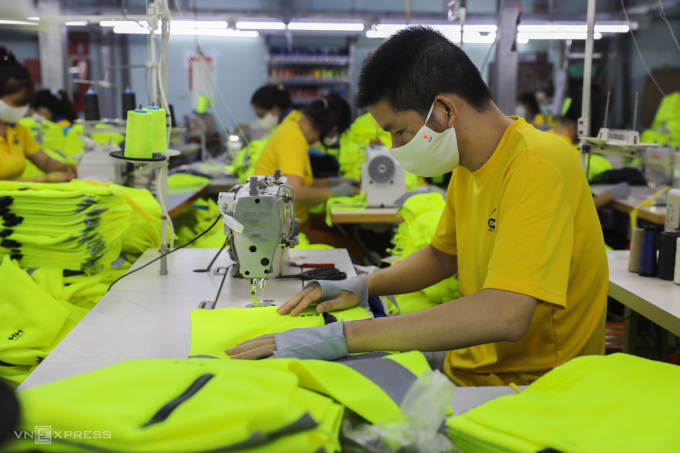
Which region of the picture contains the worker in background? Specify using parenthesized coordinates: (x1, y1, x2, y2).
(255, 94, 364, 261)
(250, 83, 300, 130)
(0, 47, 76, 183)
(229, 26, 608, 388)
(516, 92, 551, 131)
(31, 89, 78, 132)
(547, 96, 629, 209)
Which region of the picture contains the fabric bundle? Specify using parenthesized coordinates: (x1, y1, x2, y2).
(0, 180, 160, 272)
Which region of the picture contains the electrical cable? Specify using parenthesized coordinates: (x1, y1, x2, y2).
(481, 0, 504, 74)
(107, 214, 222, 291)
(658, 0, 680, 54)
(620, 0, 666, 97)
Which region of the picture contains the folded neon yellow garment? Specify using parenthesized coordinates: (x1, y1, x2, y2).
(10, 358, 344, 453)
(447, 353, 680, 453)
(167, 173, 211, 189)
(325, 193, 367, 227)
(641, 91, 680, 147)
(338, 113, 391, 181)
(190, 305, 371, 359)
(387, 193, 458, 314)
(0, 256, 80, 388)
(9, 351, 433, 452)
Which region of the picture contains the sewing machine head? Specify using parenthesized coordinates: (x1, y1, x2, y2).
(218, 171, 298, 281)
(361, 143, 406, 207)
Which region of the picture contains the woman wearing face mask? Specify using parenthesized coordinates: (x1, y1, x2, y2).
(0, 47, 76, 183)
(250, 84, 298, 131)
(255, 94, 363, 261)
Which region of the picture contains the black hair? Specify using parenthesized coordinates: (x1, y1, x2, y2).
(33, 89, 78, 122)
(0, 46, 34, 104)
(357, 26, 492, 117)
(250, 84, 292, 112)
(517, 93, 541, 117)
(303, 94, 352, 143)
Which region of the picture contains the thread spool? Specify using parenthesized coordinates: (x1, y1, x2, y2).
(147, 107, 167, 153)
(638, 226, 658, 277)
(168, 104, 177, 128)
(674, 238, 680, 285)
(196, 95, 210, 114)
(123, 109, 153, 159)
(628, 226, 644, 273)
(657, 231, 679, 280)
(121, 89, 136, 120)
(83, 90, 100, 121)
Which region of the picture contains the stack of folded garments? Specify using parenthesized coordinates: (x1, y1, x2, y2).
(0, 181, 153, 272)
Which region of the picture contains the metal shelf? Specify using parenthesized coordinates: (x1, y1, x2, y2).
(267, 76, 352, 85)
(266, 55, 350, 65)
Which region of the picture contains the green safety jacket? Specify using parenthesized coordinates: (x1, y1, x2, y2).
(9, 351, 433, 452)
(447, 353, 680, 452)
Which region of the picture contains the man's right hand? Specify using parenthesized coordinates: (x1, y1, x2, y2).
(277, 277, 368, 316)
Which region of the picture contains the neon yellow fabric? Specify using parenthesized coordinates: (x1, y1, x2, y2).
(0, 122, 40, 180)
(294, 232, 334, 250)
(256, 117, 313, 225)
(172, 197, 224, 249)
(432, 118, 607, 386)
(167, 172, 211, 189)
(387, 193, 459, 314)
(447, 353, 680, 452)
(190, 305, 371, 359)
(338, 113, 391, 180)
(11, 358, 344, 453)
(90, 123, 124, 146)
(641, 91, 680, 147)
(0, 256, 83, 388)
(325, 193, 367, 226)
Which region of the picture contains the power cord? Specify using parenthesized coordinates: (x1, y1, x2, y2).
(107, 214, 222, 291)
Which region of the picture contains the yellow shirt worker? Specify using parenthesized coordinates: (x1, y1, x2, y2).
(433, 118, 607, 386)
(226, 27, 608, 388)
(0, 122, 39, 180)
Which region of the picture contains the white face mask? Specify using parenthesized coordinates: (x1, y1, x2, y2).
(322, 134, 339, 148)
(257, 112, 279, 130)
(0, 99, 29, 124)
(389, 101, 459, 177)
(515, 105, 527, 118)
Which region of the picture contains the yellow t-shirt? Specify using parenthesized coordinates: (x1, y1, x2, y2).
(0, 123, 40, 180)
(431, 118, 608, 387)
(255, 117, 313, 225)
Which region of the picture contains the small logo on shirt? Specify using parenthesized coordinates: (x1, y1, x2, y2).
(488, 209, 496, 232)
(422, 134, 433, 143)
(8, 329, 24, 341)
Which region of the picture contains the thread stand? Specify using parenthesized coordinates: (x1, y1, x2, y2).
(110, 149, 180, 275)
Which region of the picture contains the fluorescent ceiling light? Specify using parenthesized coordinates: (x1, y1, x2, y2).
(517, 32, 603, 43)
(171, 28, 259, 37)
(171, 20, 227, 29)
(27, 17, 40, 21)
(0, 19, 38, 26)
(288, 21, 364, 32)
(236, 20, 286, 31)
(100, 20, 139, 27)
(65, 21, 89, 27)
(518, 23, 631, 34)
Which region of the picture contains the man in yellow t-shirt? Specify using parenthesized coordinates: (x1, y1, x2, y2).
(226, 27, 608, 387)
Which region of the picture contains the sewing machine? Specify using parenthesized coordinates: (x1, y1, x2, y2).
(218, 171, 298, 305)
(360, 143, 406, 207)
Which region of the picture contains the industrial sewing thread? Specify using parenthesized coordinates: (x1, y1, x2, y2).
(196, 95, 210, 114)
(674, 237, 680, 285)
(121, 90, 136, 120)
(628, 226, 644, 273)
(638, 227, 658, 277)
(657, 231, 679, 281)
(147, 107, 167, 153)
(123, 109, 153, 159)
(83, 90, 101, 121)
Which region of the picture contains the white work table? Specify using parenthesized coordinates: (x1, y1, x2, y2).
(591, 184, 667, 225)
(17, 246, 518, 417)
(607, 250, 680, 337)
(17, 247, 356, 391)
